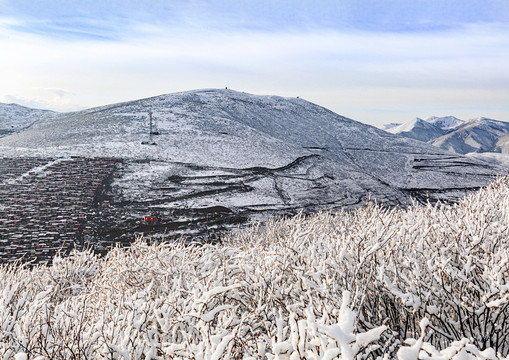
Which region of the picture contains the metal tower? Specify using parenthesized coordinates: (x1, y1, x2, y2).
(142, 110, 157, 145)
(149, 110, 154, 144)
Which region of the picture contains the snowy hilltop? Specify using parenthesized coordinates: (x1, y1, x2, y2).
(0, 90, 505, 246)
(0, 89, 501, 198)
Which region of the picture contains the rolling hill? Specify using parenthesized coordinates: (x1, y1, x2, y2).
(0, 89, 503, 243)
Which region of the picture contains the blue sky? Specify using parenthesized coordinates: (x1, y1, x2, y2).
(1, 0, 508, 125)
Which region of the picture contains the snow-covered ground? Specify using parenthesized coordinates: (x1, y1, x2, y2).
(2, 91, 509, 358)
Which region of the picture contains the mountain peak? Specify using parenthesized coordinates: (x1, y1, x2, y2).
(424, 116, 464, 130)
(386, 117, 446, 142)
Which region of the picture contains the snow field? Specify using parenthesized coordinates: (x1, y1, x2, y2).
(3, 176, 509, 358)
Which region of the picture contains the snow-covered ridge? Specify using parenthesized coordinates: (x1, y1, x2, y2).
(384, 115, 464, 136)
(385, 115, 509, 156)
(3, 175, 509, 358)
(431, 117, 509, 154)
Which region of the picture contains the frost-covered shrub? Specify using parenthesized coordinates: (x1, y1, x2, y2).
(371, 176, 509, 353)
(0, 242, 387, 359)
(2, 176, 509, 358)
(234, 178, 509, 355)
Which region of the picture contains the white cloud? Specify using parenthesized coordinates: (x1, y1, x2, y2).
(1, 21, 508, 124)
(0, 16, 21, 27)
(1, 88, 81, 112)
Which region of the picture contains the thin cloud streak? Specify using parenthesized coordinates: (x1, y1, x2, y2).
(3, 0, 509, 36)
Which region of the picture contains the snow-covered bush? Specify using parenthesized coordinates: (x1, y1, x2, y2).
(2, 176, 509, 359)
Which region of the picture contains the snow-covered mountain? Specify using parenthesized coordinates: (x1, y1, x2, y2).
(425, 116, 464, 130)
(0, 90, 503, 240)
(385, 116, 464, 141)
(387, 117, 448, 142)
(431, 117, 509, 154)
(0, 103, 57, 137)
(384, 115, 509, 156)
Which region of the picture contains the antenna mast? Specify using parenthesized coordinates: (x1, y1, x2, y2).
(141, 110, 156, 145)
(149, 110, 154, 144)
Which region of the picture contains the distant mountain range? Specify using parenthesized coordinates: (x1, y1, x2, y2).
(385, 116, 509, 155)
(0, 90, 503, 215)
